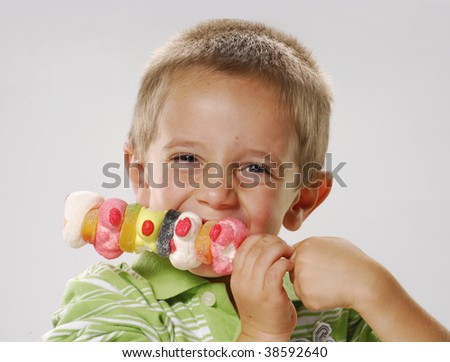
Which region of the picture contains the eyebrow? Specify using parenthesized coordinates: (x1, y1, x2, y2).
(162, 139, 206, 152)
(242, 150, 282, 166)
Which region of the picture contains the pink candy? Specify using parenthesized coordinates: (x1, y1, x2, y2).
(210, 217, 248, 275)
(94, 198, 127, 259)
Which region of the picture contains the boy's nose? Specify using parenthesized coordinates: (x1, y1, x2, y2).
(195, 175, 238, 210)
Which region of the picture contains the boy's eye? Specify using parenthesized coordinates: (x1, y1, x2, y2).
(244, 163, 270, 174)
(172, 153, 197, 163)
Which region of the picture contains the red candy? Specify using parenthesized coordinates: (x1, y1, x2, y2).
(109, 208, 122, 226)
(142, 220, 154, 236)
(175, 217, 191, 237)
(170, 238, 176, 253)
(209, 224, 221, 242)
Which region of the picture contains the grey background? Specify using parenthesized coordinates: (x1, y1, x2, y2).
(1, 0, 449, 341)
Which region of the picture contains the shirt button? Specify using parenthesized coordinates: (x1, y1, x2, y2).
(201, 291, 216, 307)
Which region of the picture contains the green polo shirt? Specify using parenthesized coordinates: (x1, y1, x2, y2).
(41, 252, 378, 342)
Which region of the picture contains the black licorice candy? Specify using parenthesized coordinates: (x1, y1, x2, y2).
(156, 209, 181, 257)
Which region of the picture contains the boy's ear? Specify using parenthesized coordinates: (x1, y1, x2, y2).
(283, 171, 333, 231)
(123, 142, 150, 207)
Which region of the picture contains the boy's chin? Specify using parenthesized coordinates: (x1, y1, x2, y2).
(189, 264, 228, 278)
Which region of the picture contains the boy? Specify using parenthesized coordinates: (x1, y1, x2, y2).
(43, 19, 449, 342)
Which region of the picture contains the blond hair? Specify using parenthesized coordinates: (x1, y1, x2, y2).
(129, 19, 332, 182)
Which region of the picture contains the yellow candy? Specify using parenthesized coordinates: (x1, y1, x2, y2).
(135, 208, 166, 253)
(118, 204, 142, 252)
(81, 209, 99, 244)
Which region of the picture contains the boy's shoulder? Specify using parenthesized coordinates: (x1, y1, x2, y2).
(42, 254, 240, 341)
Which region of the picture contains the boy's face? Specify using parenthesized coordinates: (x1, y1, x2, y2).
(138, 70, 302, 277)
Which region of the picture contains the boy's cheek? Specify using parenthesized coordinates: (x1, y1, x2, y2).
(148, 184, 187, 210)
(246, 211, 283, 236)
(136, 188, 150, 207)
(241, 187, 293, 235)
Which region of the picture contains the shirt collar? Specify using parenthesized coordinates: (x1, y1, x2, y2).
(132, 251, 209, 300)
(132, 251, 300, 303)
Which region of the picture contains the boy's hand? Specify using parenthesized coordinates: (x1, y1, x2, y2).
(231, 234, 297, 342)
(290, 237, 450, 341)
(289, 237, 381, 312)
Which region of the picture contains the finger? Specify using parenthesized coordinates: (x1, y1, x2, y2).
(249, 238, 294, 287)
(264, 257, 294, 296)
(251, 240, 294, 278)
(288, 249, 304, 300)
(231, 235, 269, 293)
(232, 235, 289, 293)
(233, 234, 282, 279)
(289, 249, 297, 285)
(232, 233, 267, 274)
(289, 268, 295, 285)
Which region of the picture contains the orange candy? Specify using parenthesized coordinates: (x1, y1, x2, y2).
(81, 209, 99, 244)
(195, 221, 216, 265)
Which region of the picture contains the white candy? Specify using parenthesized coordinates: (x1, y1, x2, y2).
(63, 191, 105, 248)
(169, 211, 202, 270)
